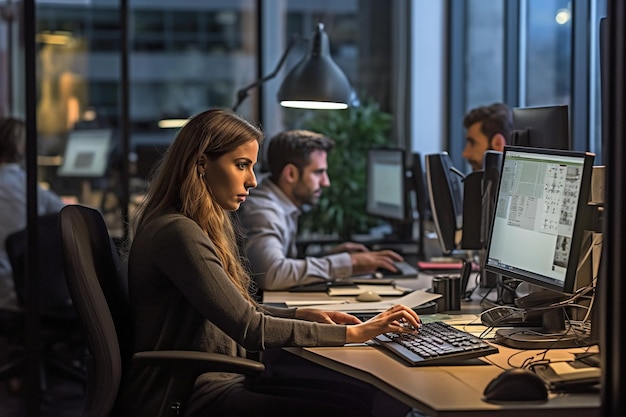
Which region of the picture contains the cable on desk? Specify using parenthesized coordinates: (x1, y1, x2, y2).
(507, 348, 551, 370)
(479, 354, 507, 370)
(464, 271, 482, 301)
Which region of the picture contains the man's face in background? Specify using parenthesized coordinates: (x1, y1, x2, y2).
(462, 121, 491, 171)
(291, 150, 331, 206)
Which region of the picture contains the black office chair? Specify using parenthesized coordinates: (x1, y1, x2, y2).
(0, 212, 86, 391)
(58, 204, 264, 417)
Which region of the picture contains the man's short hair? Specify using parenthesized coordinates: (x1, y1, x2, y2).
(265, 130, 335, 181)
(463, 103, 512, 145)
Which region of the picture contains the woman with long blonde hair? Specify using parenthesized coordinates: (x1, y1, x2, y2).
(122, 108, 420, 417)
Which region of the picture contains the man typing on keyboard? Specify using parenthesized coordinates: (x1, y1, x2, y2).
(238, 130, 404, 291)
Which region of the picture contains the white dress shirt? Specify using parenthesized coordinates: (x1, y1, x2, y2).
(238, 177, 352, 290)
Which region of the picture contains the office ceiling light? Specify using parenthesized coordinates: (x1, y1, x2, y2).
(158, 118, 189, 129)
(232, 23, 353, 112)
(278, 23, 352, 110)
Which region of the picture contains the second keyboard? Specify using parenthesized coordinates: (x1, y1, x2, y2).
(376, 260, 419, 277)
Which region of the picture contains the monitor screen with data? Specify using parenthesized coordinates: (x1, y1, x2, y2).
(484, 146, 595, 294)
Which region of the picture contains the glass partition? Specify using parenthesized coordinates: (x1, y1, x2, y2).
(28, 0, 260, 238)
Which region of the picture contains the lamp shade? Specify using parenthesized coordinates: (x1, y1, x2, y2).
(277, 23, 353, 110)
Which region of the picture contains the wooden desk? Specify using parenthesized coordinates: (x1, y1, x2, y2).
(264, 285, 600, 416)
(283, 344, 599, 417)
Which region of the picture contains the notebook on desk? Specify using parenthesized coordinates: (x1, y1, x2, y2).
(283, 288, 441, 310)
(326, 284, 409, 297)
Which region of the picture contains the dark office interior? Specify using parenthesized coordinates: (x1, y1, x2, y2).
(1, 0, 625, 416)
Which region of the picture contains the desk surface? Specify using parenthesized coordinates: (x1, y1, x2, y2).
(285, 345, 599, 417)
(264, 274, 600, 417)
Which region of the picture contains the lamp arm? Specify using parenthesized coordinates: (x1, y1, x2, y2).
(232, 34, 300, 112)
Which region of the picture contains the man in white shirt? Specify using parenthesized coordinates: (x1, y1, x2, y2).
(0, 117, 65, 310)
(238, 130, 403, 291)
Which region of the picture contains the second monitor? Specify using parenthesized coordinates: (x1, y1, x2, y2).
(424, 152, 464, 255)
(366, 148, 408, 223)
(510, 105, 570, 150)
(366, 148, 428, 252)
(366, 147, 415, 245)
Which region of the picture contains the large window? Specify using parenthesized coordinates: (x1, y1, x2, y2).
(257, 0, 396, 140)
(28, 0, 260, 236)
(465, 0, 505, 109)
(1, 0, 606, 234)
(590, 0, 607, 159)
(523, 0, 572, 106)
(450, 0, 605, 169)
(9, 0, 398, 238)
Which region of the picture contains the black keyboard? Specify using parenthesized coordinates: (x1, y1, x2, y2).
(376, 261, 418, 277)
(373, 321, 499, 366)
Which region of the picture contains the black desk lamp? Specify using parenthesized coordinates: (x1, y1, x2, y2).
(232, 23, 353, 112)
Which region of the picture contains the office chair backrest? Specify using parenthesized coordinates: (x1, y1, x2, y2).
(5, 212, 74, 317)
(59, 205, 132, 417)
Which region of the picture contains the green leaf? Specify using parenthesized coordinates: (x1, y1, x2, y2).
(299, 95, 394, 240)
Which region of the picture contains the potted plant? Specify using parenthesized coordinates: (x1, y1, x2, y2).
(299, 97, 394, 240)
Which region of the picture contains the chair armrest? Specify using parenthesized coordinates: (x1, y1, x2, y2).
(130, 351, 264, 417)
(132, 350, 265, 376)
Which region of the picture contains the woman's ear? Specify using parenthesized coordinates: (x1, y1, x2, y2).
(197, 154, 207, 177)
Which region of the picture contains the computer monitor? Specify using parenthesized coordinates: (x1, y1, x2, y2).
(484, 146, 596, 349)
(510, 105, 571, 150)
(481, 150, 503, 247)
(57, 129, 112, 178)
(473, 150, 504, 288)
(410, 153, 429, 221)
(460, 171, 483, 250)
(410, 152, 430, 256)
(366, 148, 410, 240)
(425, 152, 464, 255)
(366, 148, 408, 221)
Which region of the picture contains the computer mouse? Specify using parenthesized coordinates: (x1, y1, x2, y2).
(483, 368, 548, 402)
(356, 291, 382, 302)
(373, 271, 385, 279)
(373, 267, 395, 278)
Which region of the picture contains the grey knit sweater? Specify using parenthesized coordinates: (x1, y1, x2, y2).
(117, 211, 346, 416)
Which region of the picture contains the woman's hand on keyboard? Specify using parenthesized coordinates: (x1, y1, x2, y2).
(345, 304, 421, 344)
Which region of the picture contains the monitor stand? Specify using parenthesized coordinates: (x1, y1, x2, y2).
(387, 219, 416, 242)
(492, 290, 592, 349)
(371, 219, 423, 258)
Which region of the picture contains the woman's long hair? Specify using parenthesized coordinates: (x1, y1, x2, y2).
(133, 108, 263, 301)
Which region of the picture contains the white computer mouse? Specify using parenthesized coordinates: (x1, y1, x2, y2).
(356, 291, 382, 302)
